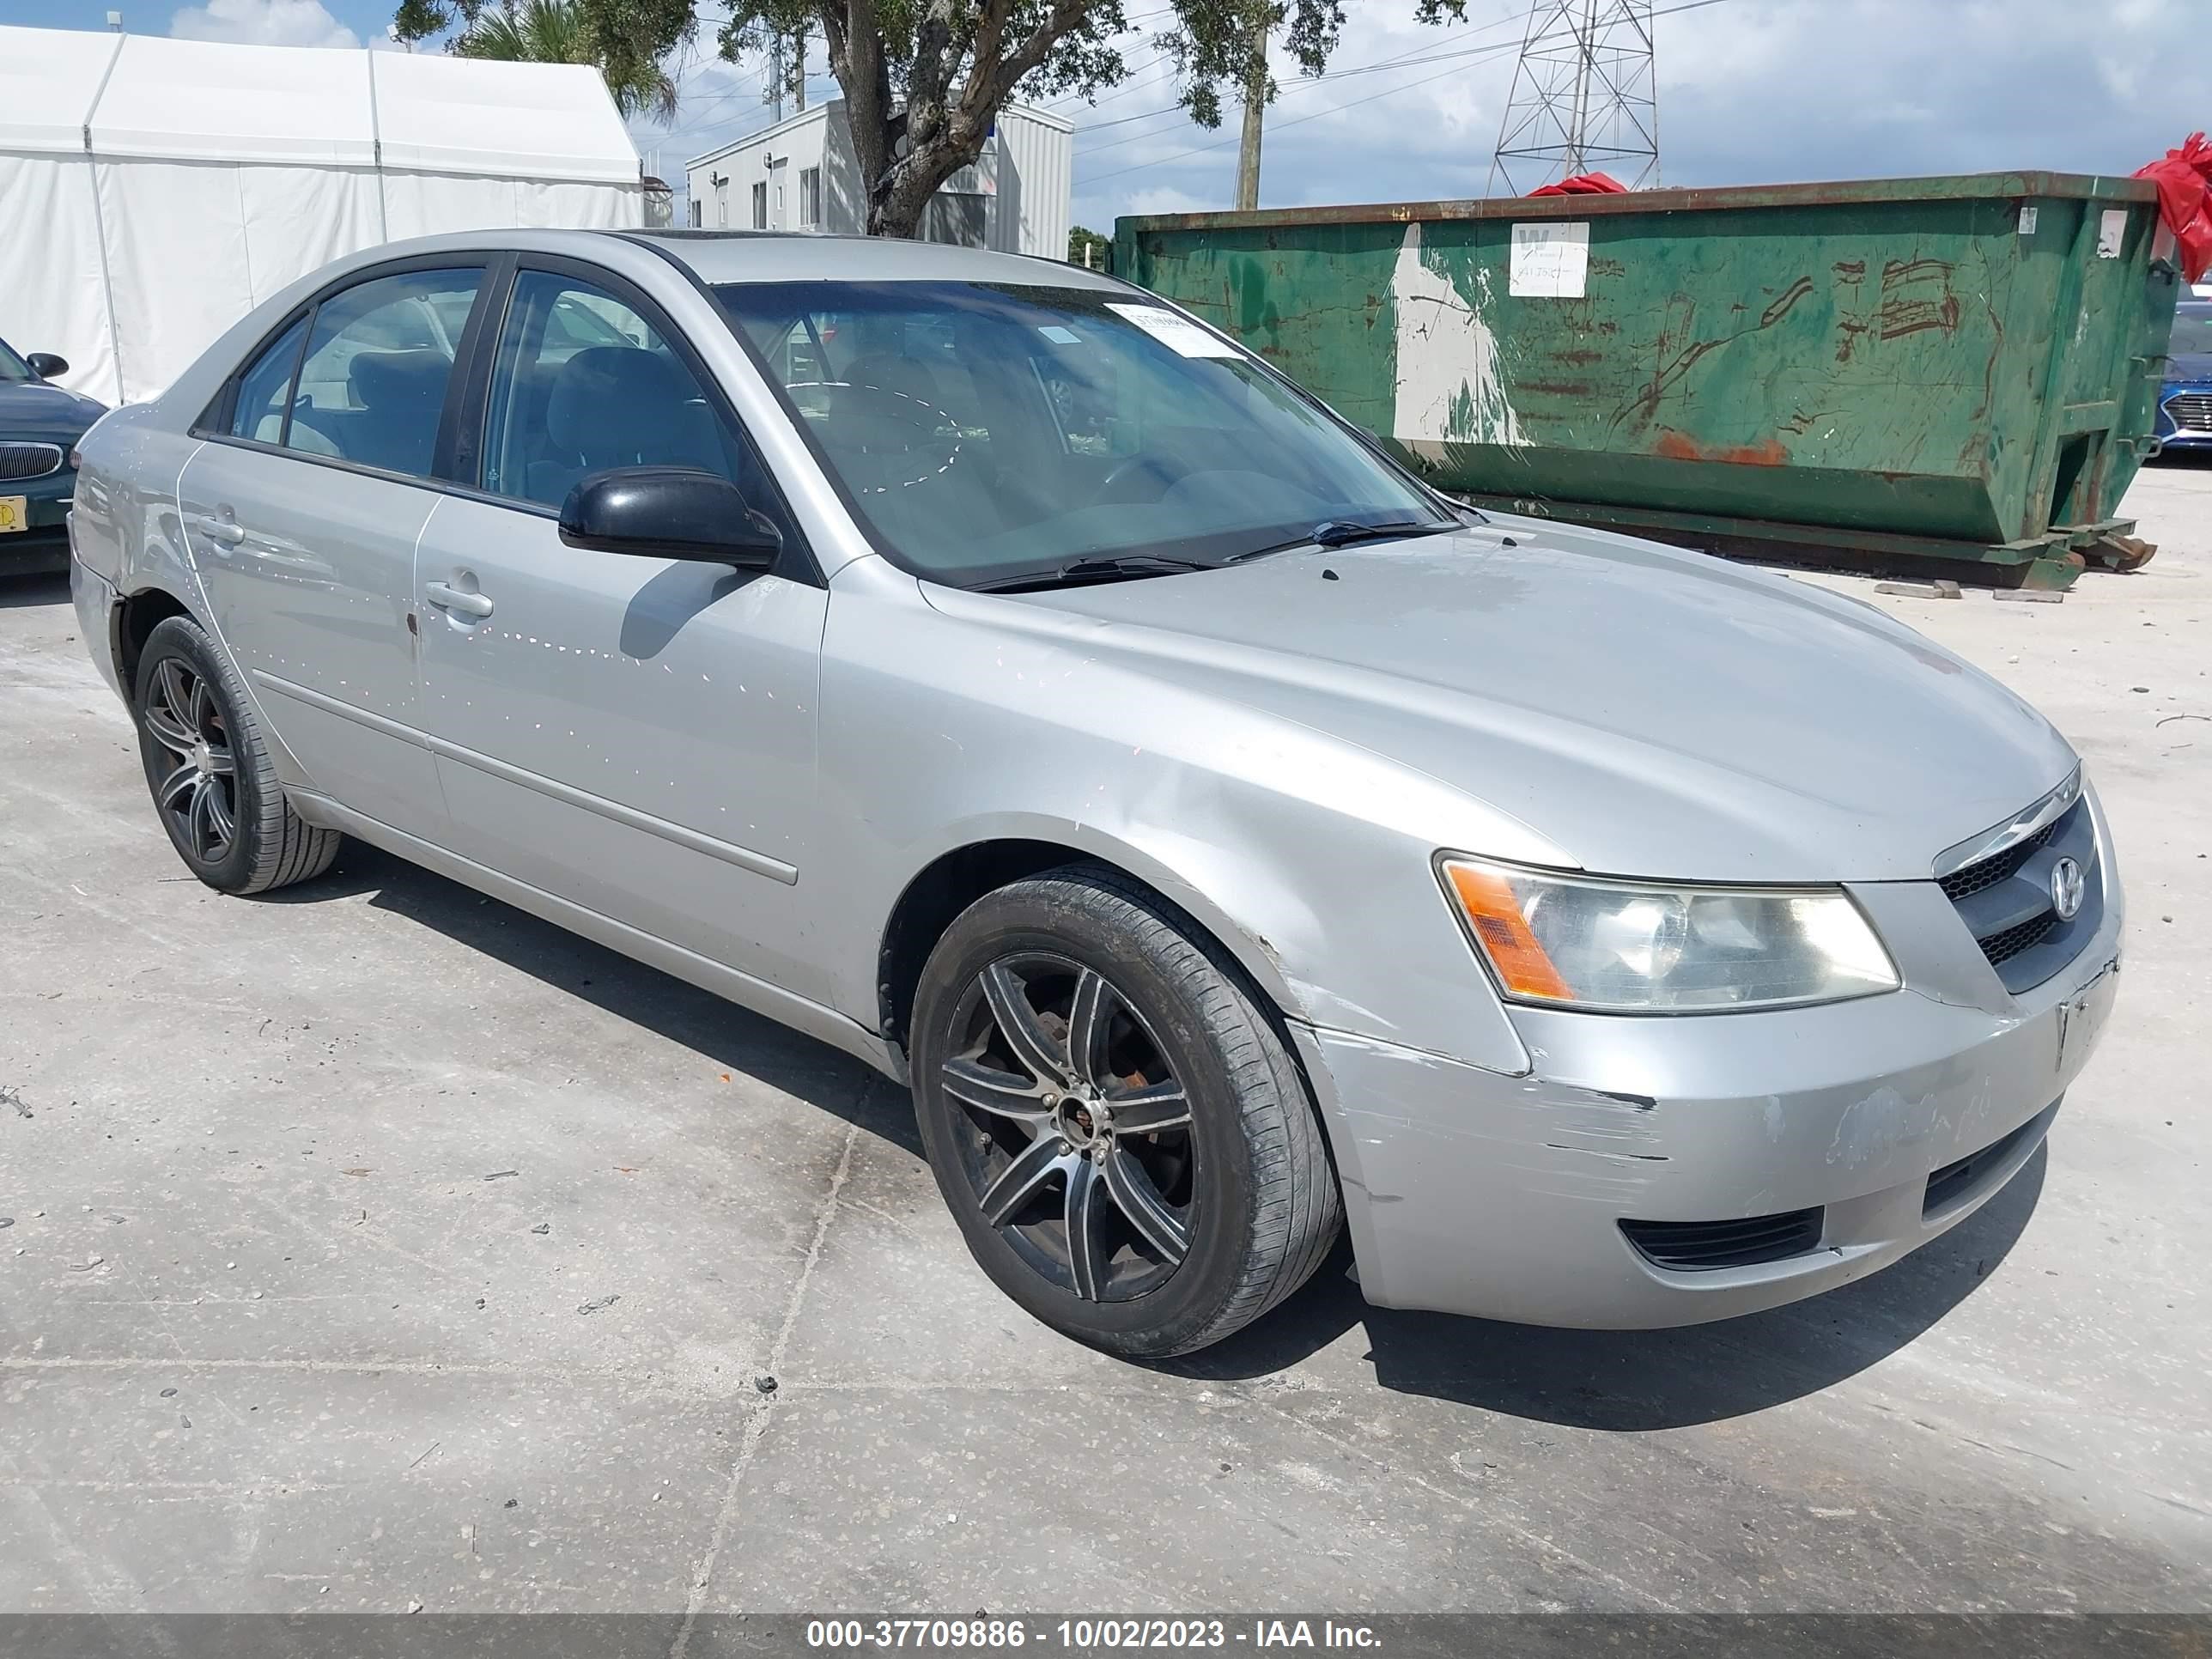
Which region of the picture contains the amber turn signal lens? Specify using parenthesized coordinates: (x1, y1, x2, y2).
(1444, 861, 1574, 1001)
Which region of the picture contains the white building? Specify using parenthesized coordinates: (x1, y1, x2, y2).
(684, 100, 1073, 259)
(0, 25, 646, 405)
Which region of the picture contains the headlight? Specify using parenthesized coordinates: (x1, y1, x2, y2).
(1438, 856, 1899, 1013)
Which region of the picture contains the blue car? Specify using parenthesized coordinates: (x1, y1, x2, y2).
(2154, 299, 2212, 454)
(1, 335, 106, 571)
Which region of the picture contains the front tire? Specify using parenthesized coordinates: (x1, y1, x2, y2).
(910, 866, 1341, 1358)
(132, 614, 340, 895)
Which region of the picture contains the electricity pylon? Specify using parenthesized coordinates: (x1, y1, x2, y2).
(1488, 0, 1660, 197)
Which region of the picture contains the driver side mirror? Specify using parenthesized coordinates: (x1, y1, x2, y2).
(26, 352, 68, 380)
(557, 466, 780, 569)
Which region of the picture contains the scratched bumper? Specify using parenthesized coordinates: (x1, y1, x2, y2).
(1290, 868, 2123, 1330)
(71, 552, 124, 702)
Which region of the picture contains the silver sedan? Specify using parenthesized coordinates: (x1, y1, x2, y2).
(67, 231, 2121, 1356)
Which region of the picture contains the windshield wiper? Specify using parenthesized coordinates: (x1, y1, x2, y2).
(972, 554, 1214, 592)
(1309, 517, 1451, 547)
(1227, 517, 1455, 563)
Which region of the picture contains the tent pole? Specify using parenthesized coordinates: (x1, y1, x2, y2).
(83, 31, 128, 404)
(367, 45, 389, 242)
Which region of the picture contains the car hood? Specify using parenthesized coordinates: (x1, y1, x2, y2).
(2165, 354, 2212, 386)
(954, 520, 2076, 884)
(0, 380, 105, 447)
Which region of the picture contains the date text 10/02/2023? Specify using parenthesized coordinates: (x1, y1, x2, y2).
(804, 1618, 1384, 1649)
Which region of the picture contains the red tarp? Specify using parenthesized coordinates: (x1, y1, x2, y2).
(1530, 172, 1629, 197)
(2135, 132, 2212, 283)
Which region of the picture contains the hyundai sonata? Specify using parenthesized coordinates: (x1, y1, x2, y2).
(68, 231, 2120, 1356)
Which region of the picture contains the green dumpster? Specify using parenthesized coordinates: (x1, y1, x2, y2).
(1115, 173, 2178, 587)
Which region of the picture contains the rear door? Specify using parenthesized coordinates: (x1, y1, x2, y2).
(410, 257, 830, 999)
(178, 259, 492, 840)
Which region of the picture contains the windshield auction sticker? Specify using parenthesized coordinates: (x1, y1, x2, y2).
(1106, 302, 1243, 358)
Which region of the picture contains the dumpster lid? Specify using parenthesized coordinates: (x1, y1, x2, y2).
(1117, 171, 2159, 234)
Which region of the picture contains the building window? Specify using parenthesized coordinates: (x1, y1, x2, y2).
(799, 166, 821, 228)
(751, 180, 767, 230)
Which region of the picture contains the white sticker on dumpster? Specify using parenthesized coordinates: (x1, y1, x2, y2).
(2098, 209, 2126, 258)
(2017, 204, 2039, 236)
(1106, 303, 1243, 357)
(1510, 221, 1589, 297)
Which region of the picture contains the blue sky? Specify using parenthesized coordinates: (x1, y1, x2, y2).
(11, 0, 2205, 234)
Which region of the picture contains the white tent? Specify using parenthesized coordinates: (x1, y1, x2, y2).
(0, 26, 646, 407)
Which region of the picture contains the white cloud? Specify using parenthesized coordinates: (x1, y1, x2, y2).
(169, 0, 359, 49)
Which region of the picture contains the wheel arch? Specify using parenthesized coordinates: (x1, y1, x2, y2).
(873, 826, 1312, 1059)
(113, 583, 198, 703)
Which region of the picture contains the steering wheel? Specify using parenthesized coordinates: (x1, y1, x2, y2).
(793, 380, 960, 494)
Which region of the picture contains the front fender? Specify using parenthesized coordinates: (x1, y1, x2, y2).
(817, 561, 1534, 1079)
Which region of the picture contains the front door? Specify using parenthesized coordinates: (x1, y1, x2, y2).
(177, 262, 488, 840)
(411, 263, 830, 999)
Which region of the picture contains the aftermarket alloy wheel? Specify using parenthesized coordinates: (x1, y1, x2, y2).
(132, 614, 339, 895)
(911, 866, 1341, 1358)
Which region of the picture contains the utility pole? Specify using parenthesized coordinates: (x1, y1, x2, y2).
(1488, 0, 1659, 196)
(793, 27, 807, 112)
(768, 33, 785, 122)
(1233, 1, 1272, 212)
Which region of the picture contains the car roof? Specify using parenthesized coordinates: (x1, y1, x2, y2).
(621, 230, 1127, 292)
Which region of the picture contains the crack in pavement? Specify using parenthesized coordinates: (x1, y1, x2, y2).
(671, 1100, 865, 1659)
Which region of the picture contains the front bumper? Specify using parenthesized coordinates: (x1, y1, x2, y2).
(1291, 834, 2123, 1329)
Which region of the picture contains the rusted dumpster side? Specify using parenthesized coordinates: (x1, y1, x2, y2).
(1116, 173, 2179, 587)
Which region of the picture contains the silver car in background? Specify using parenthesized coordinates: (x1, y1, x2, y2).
(68, 231, 2121, 1357)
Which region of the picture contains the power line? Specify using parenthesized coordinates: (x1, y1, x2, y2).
(1078, 0, 1729, 191)
(1077, 44, 1523, 187)
(1072, 3, 1534, 152)
(1075, 25, 1558, 157)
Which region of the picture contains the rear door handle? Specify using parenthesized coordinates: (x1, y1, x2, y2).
(424, 580, 494, 619)
(195, 514, 246, 546)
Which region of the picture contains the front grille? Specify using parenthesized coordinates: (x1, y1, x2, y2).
(1620, 1207, 1825, 1272)
(2168, 392, 2212, 433)
(1978, 910, 2058, 968)
(1925, 1115, 2043, 1213)
(0, 441, 64, 482)
(1937, 792, 2095, 991)
(1937, 820, 2056, 903)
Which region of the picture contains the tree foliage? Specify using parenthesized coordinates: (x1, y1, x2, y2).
(392, 0, 693, 124)
(393, 1, 1468, 237)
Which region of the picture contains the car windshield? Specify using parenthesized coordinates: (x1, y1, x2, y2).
(0, 337, 31, 384)
(714, 280, 1454, 586)
(2172, 307, 2212, 356)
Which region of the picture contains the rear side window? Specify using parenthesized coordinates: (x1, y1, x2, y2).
(284, 269, 483, 476)
(228, 315, 307, 444)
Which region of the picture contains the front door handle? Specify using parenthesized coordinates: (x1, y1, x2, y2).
(195, 514, 246, 546)
(424, 580, 494, 619)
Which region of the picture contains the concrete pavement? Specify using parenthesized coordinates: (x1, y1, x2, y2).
(3, 468, 2208, 1616)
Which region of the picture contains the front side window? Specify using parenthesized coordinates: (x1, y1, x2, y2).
(477, 270, 791, 549)
(286, 268, 483, 474)
(228, 315, 308, 444)
(0, 337, 32, 385)
(715, 280, 1452, 587)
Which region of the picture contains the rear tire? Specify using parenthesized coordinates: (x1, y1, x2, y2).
(132, 614, 340, 895)
(910, 864, 1341, 1358)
